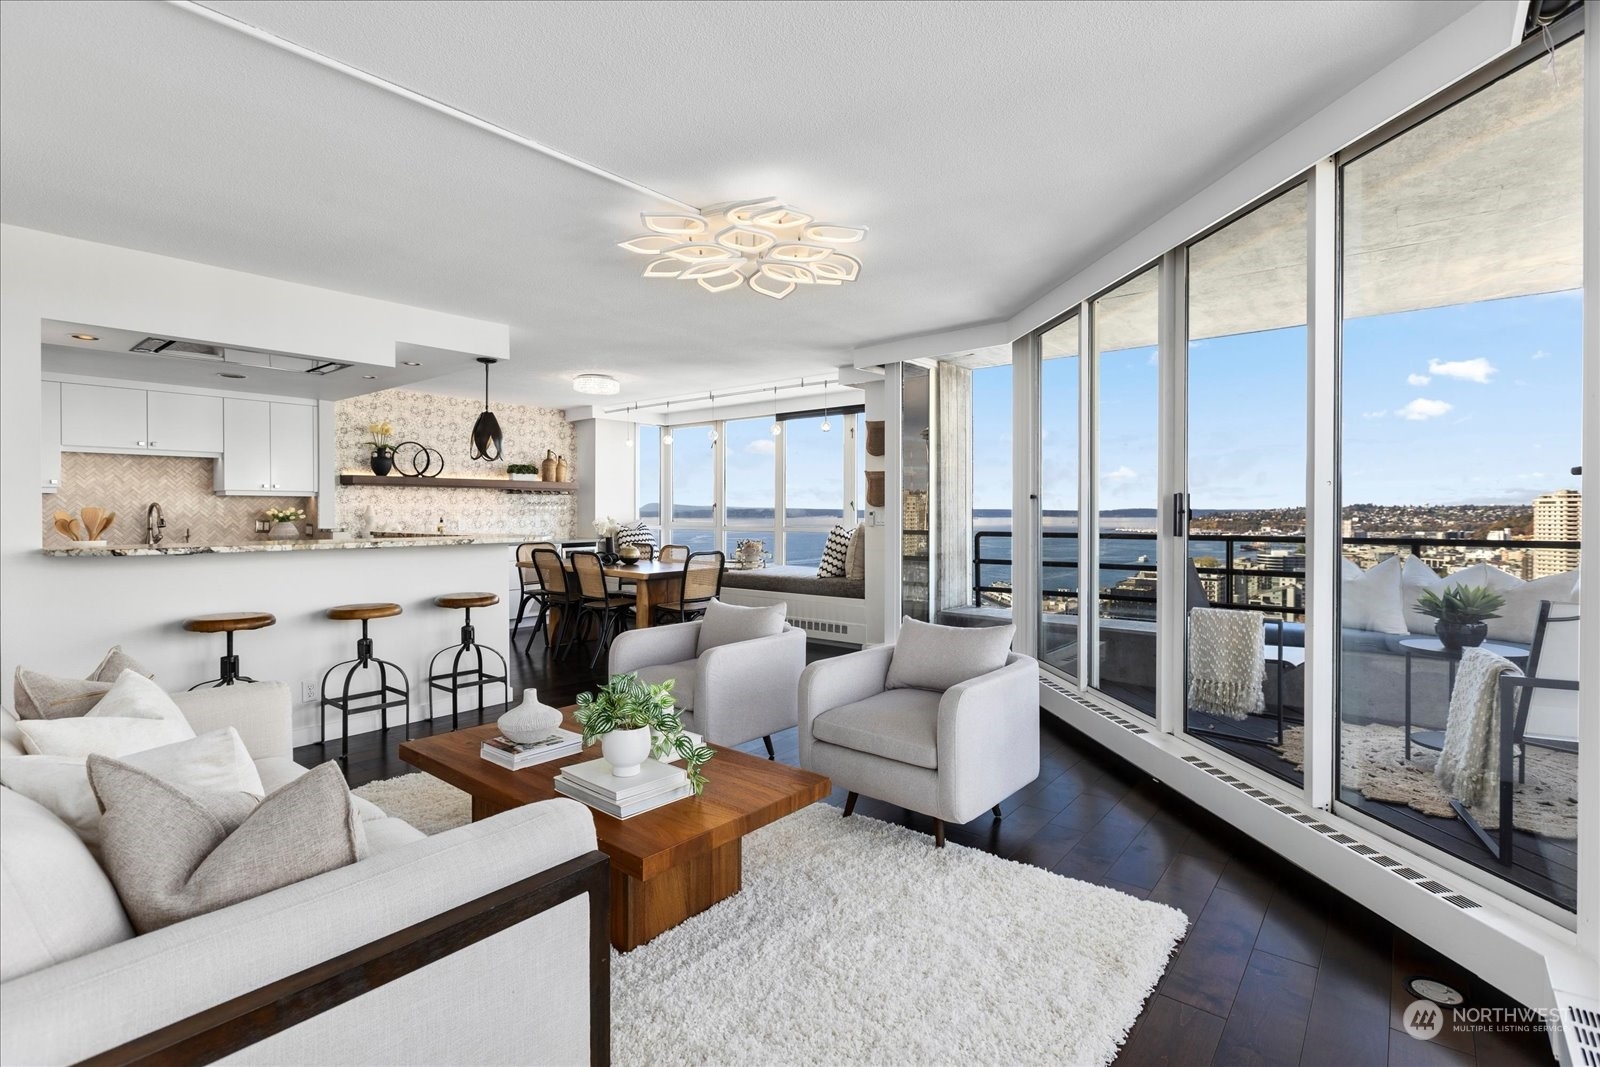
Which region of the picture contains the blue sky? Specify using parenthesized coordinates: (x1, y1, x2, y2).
(970, 289, 1584, 512)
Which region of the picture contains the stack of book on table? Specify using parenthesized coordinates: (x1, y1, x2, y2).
(480, 728, 582, 770)
(554, 758, 692, 819)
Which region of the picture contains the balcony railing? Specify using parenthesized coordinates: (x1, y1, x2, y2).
(973, 530, 1581, 617)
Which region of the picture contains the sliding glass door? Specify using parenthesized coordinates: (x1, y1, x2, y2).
(1038, 314, 1081, 678)
(1337, 36, 1583, 912)
(1092, 265, 1161, 714)
(1182, 184, 1308, 782)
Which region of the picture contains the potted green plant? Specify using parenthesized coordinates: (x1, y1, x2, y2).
(1413, 584, 1506, 650)
(507, 463, 541, 482)
(574, 673, 713, 791)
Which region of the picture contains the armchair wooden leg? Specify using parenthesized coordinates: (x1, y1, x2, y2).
(762, 735, 775, 760)
(992, 805, 1004, 821)
(933, 820, 946, 848)
(843, 792, 858, 818)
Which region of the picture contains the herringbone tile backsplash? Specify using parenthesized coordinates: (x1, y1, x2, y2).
(42, 453, 310, 547)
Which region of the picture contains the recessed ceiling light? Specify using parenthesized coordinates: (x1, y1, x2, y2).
(572, 373, 620, 396)
(402, 360, 422, 367)
(362, 374, 377, 379)
(69, 333, 99, 341)
(218, 372, 247, 380)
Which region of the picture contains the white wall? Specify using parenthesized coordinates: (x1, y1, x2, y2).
(572, 418, 636, 533)
(1, 226, 516, 739)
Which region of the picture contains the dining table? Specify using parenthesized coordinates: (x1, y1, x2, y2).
(519, 557, 683, 629)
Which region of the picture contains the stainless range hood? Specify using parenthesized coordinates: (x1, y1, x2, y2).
(129, 335, 351, 376)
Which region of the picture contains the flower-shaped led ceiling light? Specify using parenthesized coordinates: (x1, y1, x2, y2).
(619, 198, 865, 299)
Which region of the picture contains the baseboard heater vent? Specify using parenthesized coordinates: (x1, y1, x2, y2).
(1040, 677, 1151, 735)
(787, 616, 850, 637)
(1059, 691, 1486, 911)
(1555, 994, 1600, 1067)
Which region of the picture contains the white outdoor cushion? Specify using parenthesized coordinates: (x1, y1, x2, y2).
(1399, 555, 1446, 635)
(697, 598, 787, 655)
(1491, 571, 1579, 645)
(15, 671, 193, 758)
(634, 659, 699, 711)
(886, 616, 1015, 692)
(1340, 556, 1408, 635)
(812, 688, 943, 769)
(0, 728, 263, 854)
(0, 787, 134, 983)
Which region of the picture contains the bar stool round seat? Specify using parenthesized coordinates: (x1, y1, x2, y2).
(184, 612, 275, 688)
(320, 603, 409, 760)
(428, 593, 508, 729)
(434, 592, 499, 610)
(327, 602, 403, 622)
(184, 611, 276, 633)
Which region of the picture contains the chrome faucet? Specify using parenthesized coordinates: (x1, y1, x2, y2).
(146, 502, 166, 546)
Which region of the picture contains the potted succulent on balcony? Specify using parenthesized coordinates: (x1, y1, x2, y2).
(1414, 584, 1507, 650)
(574, 673, 713, 791)
(506, 463, 541, 482)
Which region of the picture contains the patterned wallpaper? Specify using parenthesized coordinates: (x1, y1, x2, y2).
(335, 387, 576, 538)
(42, 453, 311, 548)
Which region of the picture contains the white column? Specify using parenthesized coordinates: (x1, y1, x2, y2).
(1303, 157, 1338, 811)
(1576, 9, 1598, 962)
(1155, 247, 1188, 735)
(1011, 334, 1040, 655)
(572, 418, 636, 534)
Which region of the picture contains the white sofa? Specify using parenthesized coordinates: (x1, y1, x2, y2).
(1, 683, 610, 1066)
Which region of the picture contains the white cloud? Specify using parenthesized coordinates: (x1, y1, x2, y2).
(1406, 373, 1431, 386)
(1361, 410, 1387, 419)
(1426, 357, 1496, 383)
(745, 438, 775, 455)
(1395, 398, 1453, 421)
(1101, 465, 1137, 483)
(1531, 349, 1549, 360)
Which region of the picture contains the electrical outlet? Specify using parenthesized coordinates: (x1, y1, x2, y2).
(300, 680, 318, 705)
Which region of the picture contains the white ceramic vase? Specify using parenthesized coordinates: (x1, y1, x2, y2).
(601, 726, 652, 777)
(498, 691, 563, 744)
(267, 521, 299, 540)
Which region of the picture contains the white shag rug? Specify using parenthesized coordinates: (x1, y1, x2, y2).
(355, 773, 1188, 1067)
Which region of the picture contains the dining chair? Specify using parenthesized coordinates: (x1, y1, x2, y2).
(512, 541, 558, 651)
(570, 552, 634, 668)
(531, 547, 581, 658)
(654, 550, 725, 624)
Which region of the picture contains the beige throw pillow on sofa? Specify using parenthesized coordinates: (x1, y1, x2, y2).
(15, 671, 192, 758)
(886, 616, 1015, 692)
(697, 599, 787, 654)
(13, 646, 153, 720)
(0, 728, 264, 854)
(88, 759, 367, 934)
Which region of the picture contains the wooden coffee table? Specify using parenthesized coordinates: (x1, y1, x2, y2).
(399, 708, 829, 950)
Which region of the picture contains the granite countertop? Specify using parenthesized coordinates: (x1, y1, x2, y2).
(40, 533, 535, 557)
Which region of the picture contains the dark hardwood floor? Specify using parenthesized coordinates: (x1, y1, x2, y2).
(297, 627, 1554, 1067)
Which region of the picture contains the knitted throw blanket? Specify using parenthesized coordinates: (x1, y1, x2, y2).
(1436, 647, 1524, 811)
(1187, 608, 1265, 721)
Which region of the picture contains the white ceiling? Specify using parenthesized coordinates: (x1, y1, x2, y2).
(0, 0, 1476, 406)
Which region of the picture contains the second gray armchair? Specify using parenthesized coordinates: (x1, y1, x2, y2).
(607, 599, 805, 756)
(799, 618, 1039, 846)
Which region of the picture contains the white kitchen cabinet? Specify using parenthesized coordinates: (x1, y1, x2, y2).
(268, 402, 316, 493)
(59, 383, 148, 451)
(145, 390, 223, 454)
(217, 398, 316, 495)
(42, 380, 61, 492)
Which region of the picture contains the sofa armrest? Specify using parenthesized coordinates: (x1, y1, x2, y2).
(696, 626, 807, 746)
(609, 622, 702, 677)
(797, 645, 895, 767)
(170, 682, 292, 761)
(936, 653, 1041, 823)
(0, 799, 604, 1067)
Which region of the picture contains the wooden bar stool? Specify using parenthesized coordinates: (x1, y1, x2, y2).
(185, 611, 276, 688)
(427, 592, 509, 729)
(320, 603, 411, 760)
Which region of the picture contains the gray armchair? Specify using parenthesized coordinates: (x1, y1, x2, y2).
(608, 620, 807, 755)
(798, 642, 1040, 846)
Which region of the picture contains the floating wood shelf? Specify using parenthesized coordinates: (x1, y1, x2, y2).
(338, 475, 577, 493)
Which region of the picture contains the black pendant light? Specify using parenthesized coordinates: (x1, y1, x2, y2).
(470, 357, 503, 461)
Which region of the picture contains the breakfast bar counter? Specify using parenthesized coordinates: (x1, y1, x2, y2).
(40, 533, 530, 557)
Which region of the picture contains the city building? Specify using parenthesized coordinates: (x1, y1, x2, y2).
(1534, 488, 1583, 578)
